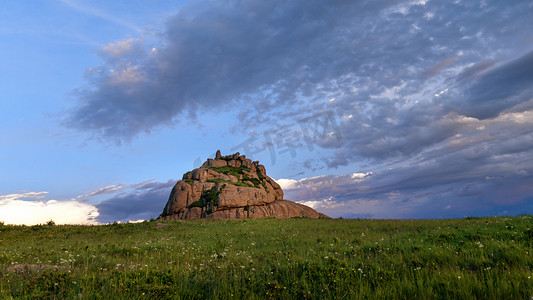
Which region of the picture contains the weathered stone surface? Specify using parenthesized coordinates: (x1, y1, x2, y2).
(228, 160, 241, 167)
(192, 168, 207, 182)
(257, 164, 266, 175)
(227, 174, 238, 183)
(205, 201, 320, 219)
(204, 158, 227, 168)
(162, 181, 191, 215)
(217, 184, 275, 209)
(206, 168, 220, 179)
(243, 170, 258, 179)
(318, 213, 331, 219)
(157, 151, 326, 220)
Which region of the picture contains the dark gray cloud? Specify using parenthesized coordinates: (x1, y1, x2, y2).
(67, 0, 533, 218)
(324, 48, 533, 166)
(450, 50, 533, 119)
(68, 0, 533, 140)
(285, 111, 533, 218)
(96, 179, 174, 223)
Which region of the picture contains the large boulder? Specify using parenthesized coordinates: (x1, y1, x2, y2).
(158, 151, 326, 220)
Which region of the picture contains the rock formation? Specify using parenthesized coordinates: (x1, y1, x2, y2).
(158, 151, 326, 220)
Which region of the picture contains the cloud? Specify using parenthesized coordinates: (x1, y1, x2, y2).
(322, 50, 533, 166)
(283, 109, 533, 218)
(95, 180, 175, 223)
(65, 0, 533, 144)
(449, 50, 533, 119)
(58, 0, 423, 139)
(0, 191, 49, 201)
(63, 0, 533, 218)
(0, 192, 99, 225)
(0, 178, 174, 225)
(275, 179, 300, 190)
(421, 57, 458, 79)
(299, 196, 343, 211)
(75, 178, 157, 200)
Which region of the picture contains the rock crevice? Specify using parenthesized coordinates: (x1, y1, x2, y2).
(158, 151, 326, 220)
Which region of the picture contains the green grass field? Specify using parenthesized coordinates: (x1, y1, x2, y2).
(1, 216, 532, 299)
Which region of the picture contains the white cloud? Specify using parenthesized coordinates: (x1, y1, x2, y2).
(0, 191, 48, 201)
(101, 38, 142, 56)
(299, 196, 343, 210)
(75, 184, 125, 199)
(495, 110, 533, 124)
(110, 66, 144, 85)
(383, 0, 428, 17)
(351, 172, 374, 182)
(370, 82, 407, 100)
(0, 192, 99, 225)
(434, 88, 449, 97)
(278, 172, 373, 192)
(127, 219, 146, 223)
(275, 178, 300, 190)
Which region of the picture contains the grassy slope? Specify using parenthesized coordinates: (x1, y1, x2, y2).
(0, 216, 532, 299)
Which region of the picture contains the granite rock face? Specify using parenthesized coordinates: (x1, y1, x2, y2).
(157, 151, 326, 220)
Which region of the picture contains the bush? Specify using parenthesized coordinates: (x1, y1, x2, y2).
(202, 189, 221, 206)
(242, 175, 261, 188)
(188, 200, 204, 208)
(256, 168, 266, 181)
(206, 178, 252, 187)
(206, 166, 250, 178)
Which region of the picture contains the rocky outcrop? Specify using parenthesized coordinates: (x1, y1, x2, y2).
(158, 151, 326, 220)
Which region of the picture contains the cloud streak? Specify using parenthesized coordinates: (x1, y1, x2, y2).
(95, 179, 175, 223)
(59, 0, 141, 32)
(75, 178, 157, 200)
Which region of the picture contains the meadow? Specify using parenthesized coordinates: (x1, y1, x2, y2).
(0, 216, 532, 299)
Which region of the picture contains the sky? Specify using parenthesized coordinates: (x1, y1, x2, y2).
(1, 0, 533, 225)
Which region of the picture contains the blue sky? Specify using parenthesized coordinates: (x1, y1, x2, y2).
(1, 0, 533, 224)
